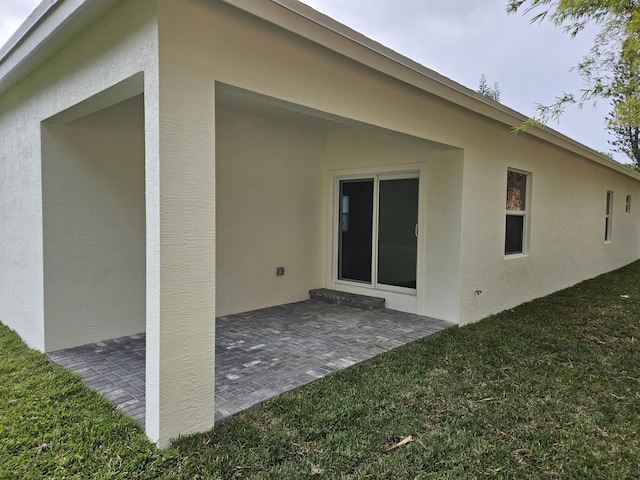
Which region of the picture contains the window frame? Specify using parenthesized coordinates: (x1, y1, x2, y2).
(504, 168, 531, 257)
(605, 191, 613, 242)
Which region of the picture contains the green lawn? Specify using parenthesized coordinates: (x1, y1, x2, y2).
(2, 262, 640, 479)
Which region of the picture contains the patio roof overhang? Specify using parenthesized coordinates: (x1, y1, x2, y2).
(222, 0, 640, 181)
(3, 0, 636, 180)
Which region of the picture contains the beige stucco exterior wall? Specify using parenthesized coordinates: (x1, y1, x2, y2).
(0, 0, 168, 445)
(163, 0, 640, 329)
(158, 0, 470, 321)
(1, 0, 639, 449)
(154, 0, 218, 447)
(324, 128, 463, 321)
(215, 108, 464, 321)
(41, 95, 146, 351)
(458, 118, 640, 323)
(0, 0, 158, 352)
(215, 107, 326, 316)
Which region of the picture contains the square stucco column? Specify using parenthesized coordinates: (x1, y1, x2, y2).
(145, 73, 216, 448)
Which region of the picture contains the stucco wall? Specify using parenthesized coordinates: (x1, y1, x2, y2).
(162, 0, 640, 327)
(0, 0, 638, 450)
(41, 95, 146, 351)
(159, 0, 470, 320)
(0, 0, 158, 351)
(215, 107, 326, 316)
(324, 127, 463, 321)
(459, 120, 640, 323)
(159, 0, 466, 147)
(214, 109, 464, 320)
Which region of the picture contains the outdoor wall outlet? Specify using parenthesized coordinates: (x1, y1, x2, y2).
(276, 266, 285, 276)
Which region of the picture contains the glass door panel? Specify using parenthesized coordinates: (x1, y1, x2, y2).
(338, 179, 374, 283)
(377, 178, 418, 289)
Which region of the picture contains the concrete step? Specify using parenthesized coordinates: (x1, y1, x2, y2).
(309, 288, 385, 311)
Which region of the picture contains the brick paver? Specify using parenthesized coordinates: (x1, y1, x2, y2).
(48, 300, 455, 429)
(48, 334, 146, 426)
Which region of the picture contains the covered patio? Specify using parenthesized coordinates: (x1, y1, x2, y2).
(48, 300, 454, 431)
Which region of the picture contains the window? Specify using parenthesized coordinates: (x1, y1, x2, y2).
(626, 195, 631, 213)
(505, 169, 529, 255)
(605, 191, 613, 242)
(504, 170, 530, 255)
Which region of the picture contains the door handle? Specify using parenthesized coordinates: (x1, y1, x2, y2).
(415, 224, 418, 238)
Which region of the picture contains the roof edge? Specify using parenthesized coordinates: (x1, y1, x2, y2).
(0, 0, 117, 96)
(223, 0, 640, 181)
(0, 0, 59, 62)
(1, 0, 638, 181)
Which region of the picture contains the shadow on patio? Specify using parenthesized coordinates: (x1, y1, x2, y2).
(47, 300, 455, 429)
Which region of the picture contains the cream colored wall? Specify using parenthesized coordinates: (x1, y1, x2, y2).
(215, 110, 465, 321)
(0, 0, 157, 352)
(159, 0, 467, 149)
(324, 127, 463, 321)
(0, 0, 164, 445)
(162, 0, 640, 330)
(458, 116, 640, 324)
(41, 95, 145, 351)
(155, 0, 460, 338)
(153, 0, 219, 447)
(158, 0, 470, 322)
(215, 107, 326, 316)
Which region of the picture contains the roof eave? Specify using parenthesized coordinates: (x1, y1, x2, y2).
(223, 0, 640, 181)
(0, 0, 117, 96)
(1, 0, 638, 181)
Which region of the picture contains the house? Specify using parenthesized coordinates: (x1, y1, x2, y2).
(1, 0, 639, 448)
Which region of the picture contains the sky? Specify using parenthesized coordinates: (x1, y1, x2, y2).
(0, 0, 38, 49)
(0, 0, 625, 163)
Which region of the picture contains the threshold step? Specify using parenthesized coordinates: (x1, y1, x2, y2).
(309, 288, 385, 311)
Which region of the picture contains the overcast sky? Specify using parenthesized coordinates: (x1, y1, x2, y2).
(0, 1, 38, 48)
(0, 0, 624, 162)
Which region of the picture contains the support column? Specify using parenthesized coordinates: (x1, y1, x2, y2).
(145, 69, 216, 448)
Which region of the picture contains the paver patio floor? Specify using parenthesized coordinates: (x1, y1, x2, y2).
(48, 300, 455, 429)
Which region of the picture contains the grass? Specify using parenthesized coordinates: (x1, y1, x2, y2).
(2, 263, 640, 479)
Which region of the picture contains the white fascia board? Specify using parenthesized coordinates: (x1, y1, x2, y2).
(0, 0, 118, 96)
(0, 0, 58, 61)
(222, 0, 640, 181)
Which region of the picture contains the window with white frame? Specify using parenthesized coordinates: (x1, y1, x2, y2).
(605, 191, 613, 242)
(626, 194, 631, 213)
(505, 169, 529, 255)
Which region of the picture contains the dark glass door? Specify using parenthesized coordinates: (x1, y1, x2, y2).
(377, 177, 418, 289)
(338, 179, 374, 283)
(337, 174, 419, 291)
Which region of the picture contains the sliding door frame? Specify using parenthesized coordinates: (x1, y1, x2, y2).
(327, 163, 427, 314)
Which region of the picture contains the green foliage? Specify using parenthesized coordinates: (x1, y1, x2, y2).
(507, 0, 640, 136)
(478, 74, 502, 102)
(3, 260, 640, 477)
(608, 55, 640, 164)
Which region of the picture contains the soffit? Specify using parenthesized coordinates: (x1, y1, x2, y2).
(216, 82, 457, 150)
(2, 0, 640, 180)
(222, 0, 640, 181)
(216, 83, 348, 131)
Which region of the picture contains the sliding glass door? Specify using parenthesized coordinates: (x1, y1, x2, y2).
(338, 179, 374, 283)
(337, 172, 419, 292)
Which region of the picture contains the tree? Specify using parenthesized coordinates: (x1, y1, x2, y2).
(507, 0, 640, 135)
(478, 74, 501, 102)
(608, 55, 640, 165)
